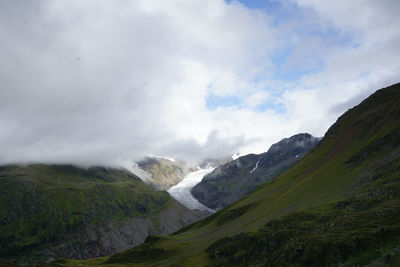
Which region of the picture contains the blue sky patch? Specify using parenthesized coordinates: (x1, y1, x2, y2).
(228, 0, 280, 11)
(254, 101, 286, 113)
(206, 94, 242, 110)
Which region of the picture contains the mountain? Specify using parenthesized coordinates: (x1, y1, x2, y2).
(135, 156, 231, 191)
(0, 164, 205, 265)
(73, 82, 400, 266)
(198, 157, 233, 169)
(135, 157, 194, 190)
(192, 133, 320, 210)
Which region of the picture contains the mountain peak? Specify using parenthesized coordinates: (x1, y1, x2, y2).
(267, 133, 321, 153)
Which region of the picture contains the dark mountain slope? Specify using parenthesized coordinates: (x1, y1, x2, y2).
(192, 133, 320, 210)
(0, 164, 204, 265)
(65, 82, 400, 266)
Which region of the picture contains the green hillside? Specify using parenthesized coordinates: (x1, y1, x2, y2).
(68, 82, 400, 266)
(0, 164, 203, 265)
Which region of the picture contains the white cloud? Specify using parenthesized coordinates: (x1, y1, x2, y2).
(0, 0, 276, 166)
(0, 0, 399, 166)
(290, 0, 400, 112)
(242, 91, 270, 108)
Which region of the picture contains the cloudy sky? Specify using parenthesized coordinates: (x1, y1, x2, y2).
(0, 0, 399, 166)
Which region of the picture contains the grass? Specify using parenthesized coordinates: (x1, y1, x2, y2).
(206, 180, 400, 266)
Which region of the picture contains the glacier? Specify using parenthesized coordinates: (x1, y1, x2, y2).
(168, 168, 215, 213)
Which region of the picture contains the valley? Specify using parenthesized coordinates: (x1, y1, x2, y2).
(66, 82, 400, 266)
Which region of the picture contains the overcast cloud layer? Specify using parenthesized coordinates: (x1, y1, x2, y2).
(0, 0, 399, 167)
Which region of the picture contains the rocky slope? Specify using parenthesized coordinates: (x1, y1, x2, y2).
(135, 157, 194, 190)
(192, 133, 320, 210)
(0, 164, 204, 265)
(78, 82, 400, 266)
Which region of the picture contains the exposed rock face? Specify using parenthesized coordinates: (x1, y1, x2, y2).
(191, 133, 321, 210)
(36, 201, 204, 261)
(136, 157, 194, 190)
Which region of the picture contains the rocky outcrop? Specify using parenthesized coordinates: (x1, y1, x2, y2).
(191, 133, 321, 210)
(33, 201, 204, 261)
(136, 157, 194, 190)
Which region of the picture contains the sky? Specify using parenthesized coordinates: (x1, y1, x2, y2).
(0, 0, 399, 167)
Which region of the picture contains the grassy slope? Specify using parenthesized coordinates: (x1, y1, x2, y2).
(70, 83, 400, 266)
(0, 165, 174, 262)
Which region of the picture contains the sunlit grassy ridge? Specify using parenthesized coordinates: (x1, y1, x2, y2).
(64, 83, 400, 266)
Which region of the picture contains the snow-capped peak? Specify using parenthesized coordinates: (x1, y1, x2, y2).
(232, 153, 240, 160)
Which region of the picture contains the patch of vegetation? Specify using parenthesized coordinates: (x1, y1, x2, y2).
(106, 235, 174, 264)
(0, 259, 18, 267)
(215, 204, 255, 226)
(173, 204, 254, 235)
(206, 182, 400, 266)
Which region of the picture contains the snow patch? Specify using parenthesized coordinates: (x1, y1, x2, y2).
(168, 168, 215, 213)
(163, 156, 176, 162)
(148, 154, 176, 162)
(249, 160, 260, 174)
(232, 153, 240, 160)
